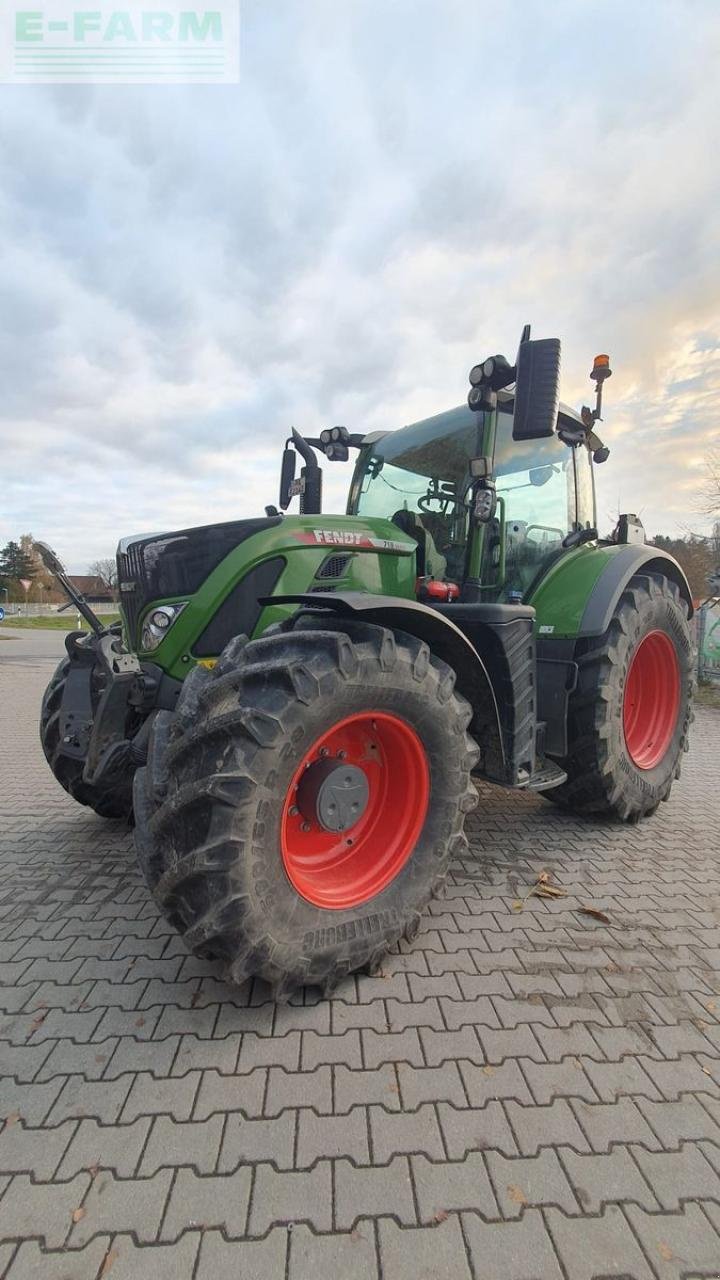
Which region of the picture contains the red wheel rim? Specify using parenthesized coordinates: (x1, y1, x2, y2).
(280, 711, 430, 910)
(623, 630, 681, 770)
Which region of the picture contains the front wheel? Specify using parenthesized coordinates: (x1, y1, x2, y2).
(547, 572, 694, 821)
(134, 617, 479, 1000)
(40, 655, 136, 820)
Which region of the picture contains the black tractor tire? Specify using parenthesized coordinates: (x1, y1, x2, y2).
(40, 656, 135, 820)
(134, 618, 479, 1000)
(546, 572, 694, 822)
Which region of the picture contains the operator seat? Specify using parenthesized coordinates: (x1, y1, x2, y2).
(391, 510, 447, 581)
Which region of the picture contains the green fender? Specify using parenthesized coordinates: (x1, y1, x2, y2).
(528, 543, 693, 640)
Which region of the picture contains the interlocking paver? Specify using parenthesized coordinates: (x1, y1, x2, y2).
(462, 1208, 564, 1280)
(486, 1148, 580, 1217)
(412, 1149, 497, 1220)
(58, 1116, 151, 1179)
(249, 1161, 333, 1233)
(378, 1215, 472, 1279)
(547, 1202, 657, 1279)
(0, 1076, 64, 1124)
(335, 1155, 415, 1228)
(437, 1099, 519, 1158)
(160, 1167, 251, 1238)
(398, 1061, 467, 1108)
(3, 636, 720, 1276)
(138, 1113, 224, 1175)
(120, 1068, 201, 1120)
(570, 1095, 663, 1151)
(631, 1141, 720, 1208)
(196, 1227, 286, 1280)
(0, 1120, 74, 1182)
(0, 1171, 90, 1247)
(69, 1168, 173, 1245)
(297, 1106, 370, 1166)
(334, 1062, 400, 1111)
(219, 1109, 296, 1170)
(289, 1221, 379, 1280)
(97, 1230, 201, 1279)
(5, 1237, 111, 1280)
(559, 1144, 661, 1210)
(369, 1101, 444, 1162)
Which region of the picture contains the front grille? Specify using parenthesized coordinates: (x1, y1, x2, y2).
(117, 543, 144, 645)
(116, 516, 281, 648)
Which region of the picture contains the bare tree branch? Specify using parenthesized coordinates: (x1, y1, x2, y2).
(87, 558, 117, 591)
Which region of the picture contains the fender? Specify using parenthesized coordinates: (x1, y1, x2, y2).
(529, 542, 693, 641)
(578, 544, 693, 636)
(530, 543, 693, 760)
(267, 592, 509, 783)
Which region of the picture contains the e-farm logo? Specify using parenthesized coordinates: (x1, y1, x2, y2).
(0, 0, 239, 82)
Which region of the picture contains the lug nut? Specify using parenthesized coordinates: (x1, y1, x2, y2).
(301, 821, 311, 833)
(319, 746, 329, 757)
(289, 805, 299, 817)
(337, 750, 347, 759)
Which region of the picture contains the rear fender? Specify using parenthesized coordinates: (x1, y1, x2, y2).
(269, 592, 508, 782)
(529, 543, 693, 641)
(578, 545, 693, 636)
(530, 544, 693, 760)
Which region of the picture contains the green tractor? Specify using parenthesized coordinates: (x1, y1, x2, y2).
(38, 327, 695, 998)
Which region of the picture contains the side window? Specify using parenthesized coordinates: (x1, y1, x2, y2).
(573, 445, 596, 530)
(487, 410, 577, 600)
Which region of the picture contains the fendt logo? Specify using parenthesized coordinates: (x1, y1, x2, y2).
(1, 0, 239, 82)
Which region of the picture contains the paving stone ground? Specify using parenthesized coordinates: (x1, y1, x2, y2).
(1, 627, 720, 1279)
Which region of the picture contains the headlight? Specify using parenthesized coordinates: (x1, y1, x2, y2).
(141, 602, 187, 651)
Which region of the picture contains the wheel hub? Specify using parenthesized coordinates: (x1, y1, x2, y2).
(297, 760, 370, 833)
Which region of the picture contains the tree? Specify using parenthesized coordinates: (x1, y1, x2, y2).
(88, 558, 117, 591)
(0, 540, 36, 586)
(650, 534, 716, 599)
(19, 533, 55, 600)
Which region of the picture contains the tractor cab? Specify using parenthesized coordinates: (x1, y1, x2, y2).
(347, 395, 597, 606)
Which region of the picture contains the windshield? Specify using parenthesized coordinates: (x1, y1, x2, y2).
(350, 406, 482, 581)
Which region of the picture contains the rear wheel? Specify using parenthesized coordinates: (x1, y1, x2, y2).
(134, 618, 479, 999)
(547, 573, 694, 821)
(40, 655, 135, 820)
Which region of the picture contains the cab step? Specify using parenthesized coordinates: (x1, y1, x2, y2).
(525, 759, 567, 792)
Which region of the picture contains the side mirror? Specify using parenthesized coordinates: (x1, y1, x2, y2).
(279, 446, 296, 511)
(512, 337, 561, 441)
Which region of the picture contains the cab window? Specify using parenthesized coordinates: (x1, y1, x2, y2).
(487, 410, 576, 599)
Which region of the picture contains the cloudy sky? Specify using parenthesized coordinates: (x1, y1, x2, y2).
(1, 0, 719, 571)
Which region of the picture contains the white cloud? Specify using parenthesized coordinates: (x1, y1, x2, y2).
(1, 0, 719, 568)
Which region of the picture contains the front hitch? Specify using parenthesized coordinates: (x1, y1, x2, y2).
(82, 633, 143, 787)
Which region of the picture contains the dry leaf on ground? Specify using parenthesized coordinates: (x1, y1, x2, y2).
(507, 1184, 527, 1205)
(577, 906, 612, 924)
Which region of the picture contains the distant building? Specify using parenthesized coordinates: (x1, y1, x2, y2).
(66, 575, 115, 604)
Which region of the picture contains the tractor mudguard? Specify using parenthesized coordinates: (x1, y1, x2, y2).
(268, 592, 513, 784)
(577, 545, 693, 636)
(529, 543, 693, 760)
(529, 542, 693, 641)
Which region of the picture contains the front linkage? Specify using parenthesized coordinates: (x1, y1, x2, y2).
(36, 543, 159, 819)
